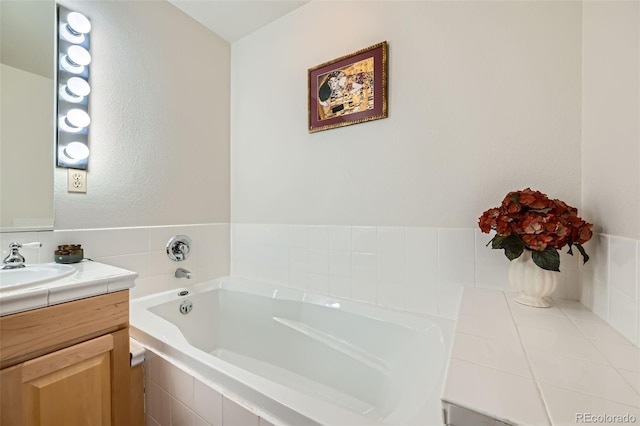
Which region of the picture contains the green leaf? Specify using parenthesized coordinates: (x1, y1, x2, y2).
(532, 247, 561, 272)
(573, 243, 590, 264)
(529, 207, 552, 214)
(502, 234, 525, 261)
(490, 235, 507, 249)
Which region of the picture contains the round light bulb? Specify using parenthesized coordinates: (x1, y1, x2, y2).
(67, 46, 91, 66)
(60, 77, 91, 103)
(64, 142, 90, 160)
(60, 12, 91, 44)
(59, 109, 90, 133)
(61, 46, 91, 74)
(67, 12, 91, 34)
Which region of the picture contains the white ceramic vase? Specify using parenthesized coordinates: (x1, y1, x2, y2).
(508, 250, 558, 308)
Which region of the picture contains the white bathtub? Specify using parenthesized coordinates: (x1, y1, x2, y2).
(130, 277, 447, 425)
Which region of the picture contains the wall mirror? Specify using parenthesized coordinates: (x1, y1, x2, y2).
(1, 0, 55, 232)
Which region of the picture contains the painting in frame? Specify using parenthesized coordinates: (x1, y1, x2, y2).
(308, 41, 388, 133)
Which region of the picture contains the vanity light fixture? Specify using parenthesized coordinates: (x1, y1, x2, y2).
(56, 6, 91, 169)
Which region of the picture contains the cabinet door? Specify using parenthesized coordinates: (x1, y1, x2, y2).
(1, 334, 114, 426)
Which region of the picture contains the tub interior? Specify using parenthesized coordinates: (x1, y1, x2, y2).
(148, 287, 444, 423)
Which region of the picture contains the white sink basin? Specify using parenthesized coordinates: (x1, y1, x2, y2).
(0, 263, 76, 291)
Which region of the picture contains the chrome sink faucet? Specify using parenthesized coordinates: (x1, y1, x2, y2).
(2, 242, 42, 269)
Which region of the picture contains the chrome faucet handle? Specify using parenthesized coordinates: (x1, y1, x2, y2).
(166, 235, 192, 262)
(2, 241, 42, 269)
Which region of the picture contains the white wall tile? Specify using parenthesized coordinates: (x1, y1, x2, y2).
(438, 229, 475, 288)
(377, 255, 405, 283)
(378, 280, 405, 309)
(149, 226, 183, 252)
(405, 227, 437, 258)
(583, 233, 610, 284)
(222, 397, 259, 426)
(118, 227, 150, 254)
(518, 326, 608, 363)
(288, 270, 308, 290)
(308, 226, 329, 250)
(592, 279, 609, 320)
(328, 226, 351, 251)
(352, 226, 377, 253)
(307, 272, 329, 295)
(526, 349, 638, 408)
(151, 356, 194, 407)
(328, 250, 351, 277)
(377, 227, 405, 256)
(451, 332, 531, 377)
(146, 414, 161, 426)
(288, 247, 307, 272)
(256, 265, 288, 286)
(146, 380, 171, 426)
(285, 225, 308, 248)
(442, 359, 549, 425)
(193, 378, 222, 426)
(307, 249, 328, 274)
(539, 382, 640, 426)
(328, 275, 351, 299)
(609, 235, 638, 299)
(261, 246, 288, 269)
(171, 396, 195, 426)
(609, 287, 638, 344)
(195, 414, 212, 426)
(474, 230, 510, 291)
(232, 261, 257, 280)
(352, 253, 377, 280)
(351, 278, 376, 304)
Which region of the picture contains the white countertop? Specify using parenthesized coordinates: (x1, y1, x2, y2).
(0, 261, 137, 316)
(442, 288, 640, 425)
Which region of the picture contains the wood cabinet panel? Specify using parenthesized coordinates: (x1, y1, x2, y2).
(0, 291, 129, 369)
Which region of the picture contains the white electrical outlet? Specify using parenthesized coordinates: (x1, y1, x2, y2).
(68, 169, 87, 193)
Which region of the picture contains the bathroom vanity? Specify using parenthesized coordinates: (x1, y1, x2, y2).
(0, 261, 137, 425)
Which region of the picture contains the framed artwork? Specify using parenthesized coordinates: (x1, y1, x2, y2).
(308, 41, 388, 133)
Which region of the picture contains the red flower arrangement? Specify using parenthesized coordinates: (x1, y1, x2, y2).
(479, 188, 593, 271)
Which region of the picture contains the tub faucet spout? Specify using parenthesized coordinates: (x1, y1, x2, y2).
(175, 267, 191, 279)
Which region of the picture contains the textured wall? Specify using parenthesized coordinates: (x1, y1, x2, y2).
(582, 1, 640, 240)
(54, 0, 230, 229)
(231, 1, 583, 227)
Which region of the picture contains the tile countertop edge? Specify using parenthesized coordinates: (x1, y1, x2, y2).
(0, 261, 137, 316)
(441, 287, 640, 426)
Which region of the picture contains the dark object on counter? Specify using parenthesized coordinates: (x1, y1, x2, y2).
(55, 244, 84, 264)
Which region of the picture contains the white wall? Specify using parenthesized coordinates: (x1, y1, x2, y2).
(582, 1, 640, 240)
(54, 0, 231, 229)
(1, 64, 54, 229)
(231, 1, 583, 227)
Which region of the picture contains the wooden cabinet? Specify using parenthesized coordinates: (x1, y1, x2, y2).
(0, 291, 130, 426)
